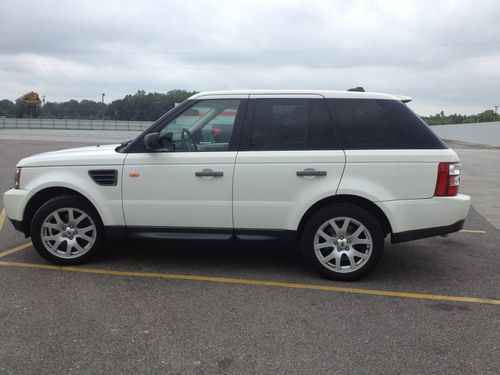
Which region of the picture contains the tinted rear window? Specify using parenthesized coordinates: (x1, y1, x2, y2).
(327, 99, 409, 149)
(248, 98, 339, 150)
(377, 100, 447, 149)
(327, 99, 447, 149)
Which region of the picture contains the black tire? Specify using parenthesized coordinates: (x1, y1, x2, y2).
(30, 195, 104, 265)
(301, 204, 384, 281)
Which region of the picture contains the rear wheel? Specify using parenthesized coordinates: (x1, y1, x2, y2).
(301, 204, 384, 281)
(30, 195, 104, 265)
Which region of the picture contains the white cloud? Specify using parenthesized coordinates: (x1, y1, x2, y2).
(0, 0, 498, 115)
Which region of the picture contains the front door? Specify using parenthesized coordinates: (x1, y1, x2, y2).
(122, 98, 246, 238)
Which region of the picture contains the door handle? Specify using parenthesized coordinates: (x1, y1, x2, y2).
(296, 168, 327, 177)
(195, 169, 224, 177)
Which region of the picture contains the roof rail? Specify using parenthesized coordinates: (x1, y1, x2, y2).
(347, 87, 365, 92)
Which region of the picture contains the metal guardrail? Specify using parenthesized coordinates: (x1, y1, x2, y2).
(2, 118, 499, 146)
(0, 118, 153, 131)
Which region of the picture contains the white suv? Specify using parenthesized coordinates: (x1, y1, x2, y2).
(3, 90, 470, 280)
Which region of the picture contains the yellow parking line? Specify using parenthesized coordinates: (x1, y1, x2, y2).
(0, 256, 498, 305)
(460, 229, 487, 234)
(0, 242, 33, 258)
(0, 209, 6, 233)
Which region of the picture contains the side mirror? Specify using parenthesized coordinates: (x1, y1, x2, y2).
(143, 132, 162, 152)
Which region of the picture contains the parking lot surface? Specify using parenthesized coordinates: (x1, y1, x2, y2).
(0, 135, 498, 374)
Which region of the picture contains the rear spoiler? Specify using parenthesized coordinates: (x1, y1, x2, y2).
(395, 95, 412, 103)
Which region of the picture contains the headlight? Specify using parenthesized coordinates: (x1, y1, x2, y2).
(14, 168, 21, 189)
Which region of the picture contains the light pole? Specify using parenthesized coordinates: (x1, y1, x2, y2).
(495, 105, 498, 121)
(101, 93, 105, 122)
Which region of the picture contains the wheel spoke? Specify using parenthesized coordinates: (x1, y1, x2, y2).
(335, 255, 342, 271)
(78, 225, 95, 233)
(346, 253, 357, 268)
(75, 213, 87, 225)
(42, 234, 60, 241)
(53, 212, 64, 225)
(68, 208, 75, 223)
(52, 237, 65, 250)
(318, 229, 334, 242)
(314, 243, 332, 251)
(45, 223, 61, 230)
(351, 238, 371, 245)
(350, 226, 364, 240)
(321, 251, 337, 263)
(73, 242, 86, 254)
(351, 249, 369, 260)
(341, 218, 350, 233)
(78, 234, 94, 243)
(65, 243, 74, 256)
(328, 220, 342, 234)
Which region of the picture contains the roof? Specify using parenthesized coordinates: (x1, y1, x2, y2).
(188, 90, 412, 102)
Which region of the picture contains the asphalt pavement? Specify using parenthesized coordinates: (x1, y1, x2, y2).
(0, 133, 498, 374)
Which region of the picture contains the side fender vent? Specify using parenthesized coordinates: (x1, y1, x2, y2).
(88, 169, 118, 186)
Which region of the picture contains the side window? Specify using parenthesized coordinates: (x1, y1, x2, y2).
(376, 100, 447, 149)
(249, 99, 338, 151)
(158, 99, 241, 152)
(327, 99, 409, 149)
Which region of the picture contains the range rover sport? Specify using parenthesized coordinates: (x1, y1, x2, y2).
(3, 90, 471, 280)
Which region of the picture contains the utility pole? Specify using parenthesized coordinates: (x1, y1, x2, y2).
(495, 105, 498, 121)
(101, 93, 105, 122)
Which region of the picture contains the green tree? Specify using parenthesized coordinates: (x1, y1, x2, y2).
(0, 99, 15, 117)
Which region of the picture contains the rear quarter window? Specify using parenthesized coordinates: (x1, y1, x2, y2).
(327, 98, 447, 149)
(376, 100, 447, 149)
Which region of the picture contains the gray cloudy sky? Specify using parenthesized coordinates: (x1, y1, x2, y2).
(1, 0, 499, 115)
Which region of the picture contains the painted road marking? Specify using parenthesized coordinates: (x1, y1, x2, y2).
(0, 242, 33, 258)
(460, 229, 487, 234)
(0, 245, 497, 306)
(0, 209, 6, 233)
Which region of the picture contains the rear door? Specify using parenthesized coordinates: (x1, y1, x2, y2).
(233, 95, 346, 236)
(328, 98, 450, 201)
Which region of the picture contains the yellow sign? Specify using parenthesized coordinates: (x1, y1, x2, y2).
(24, 92, 41, 106)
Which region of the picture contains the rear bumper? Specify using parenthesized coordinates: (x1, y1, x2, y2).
(391, 219, 464, 243)
(376, 194, 471, 243)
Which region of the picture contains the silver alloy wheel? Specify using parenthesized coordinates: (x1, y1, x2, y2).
(313, 216, 373, 273)
(40, 207, 97, 259)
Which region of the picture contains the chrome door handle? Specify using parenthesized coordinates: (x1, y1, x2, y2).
(296, 168, 327, 177)
(195, 169, 224, 177)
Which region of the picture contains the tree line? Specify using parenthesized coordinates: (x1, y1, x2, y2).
(421, 110, 498, 125)
(0, 90, 498, 124)
(0, 90, 197, 121)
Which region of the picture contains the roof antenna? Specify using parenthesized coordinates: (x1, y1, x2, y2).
(347, 87, 365, 92)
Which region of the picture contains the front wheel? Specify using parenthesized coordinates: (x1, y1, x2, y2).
(30, 195, 104, 265)
(301, 204, 384, 281)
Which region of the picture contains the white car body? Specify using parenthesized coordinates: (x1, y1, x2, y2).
(3, 89, 471, 278)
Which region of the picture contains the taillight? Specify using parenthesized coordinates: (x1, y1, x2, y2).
(434, 162, 460, 196)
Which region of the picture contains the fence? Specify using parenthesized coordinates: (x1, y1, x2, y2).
(431, 121, 500, 146)
(0, 118, 153, 131)
(2, 117, 500, 146)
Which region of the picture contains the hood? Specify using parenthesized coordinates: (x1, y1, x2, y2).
(17, 144, 126, 167)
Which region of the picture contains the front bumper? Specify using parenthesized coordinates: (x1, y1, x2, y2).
(9, 218, 25, 233)
(3, 188, 32, 233)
